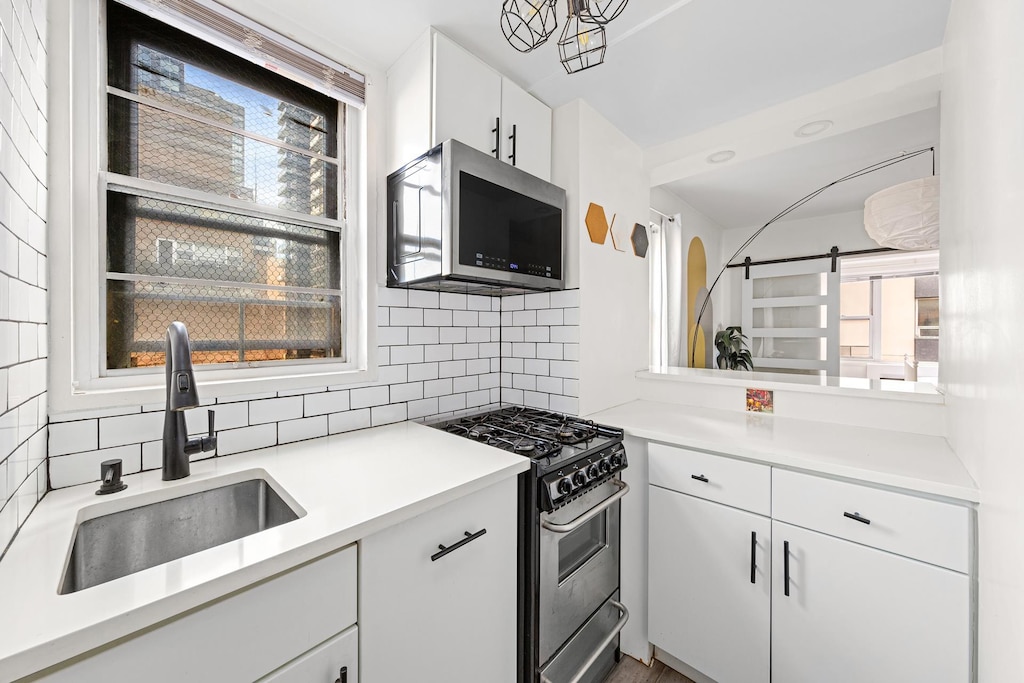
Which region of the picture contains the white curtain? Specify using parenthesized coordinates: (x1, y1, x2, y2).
(649, 212, 685, 367)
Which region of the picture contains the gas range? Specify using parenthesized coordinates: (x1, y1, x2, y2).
(437, 406, 627, 511)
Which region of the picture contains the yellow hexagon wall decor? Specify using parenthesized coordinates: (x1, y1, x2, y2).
(585, 202, 610, 244)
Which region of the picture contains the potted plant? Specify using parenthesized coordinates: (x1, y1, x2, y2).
(715, 326, 753, 371)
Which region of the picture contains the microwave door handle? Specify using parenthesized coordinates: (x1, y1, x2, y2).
(540, 479, 629, 534)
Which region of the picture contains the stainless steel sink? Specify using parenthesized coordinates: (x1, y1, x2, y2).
(59, 478, 301, 594)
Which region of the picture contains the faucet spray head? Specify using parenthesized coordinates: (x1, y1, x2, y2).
(165, 321, 200, 411)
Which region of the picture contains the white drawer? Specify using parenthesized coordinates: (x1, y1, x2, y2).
(649, 443, 771, 516)
(772, 469, 970, 573)
(259, 625, 358, 683)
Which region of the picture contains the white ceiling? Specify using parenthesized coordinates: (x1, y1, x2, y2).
(661, 107, 940, 229)
(222, 0, 952, 149)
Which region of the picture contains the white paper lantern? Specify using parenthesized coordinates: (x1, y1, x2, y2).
(863, 176, 940, 250)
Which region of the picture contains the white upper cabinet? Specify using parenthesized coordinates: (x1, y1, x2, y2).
(387, 29, 552, 181)
(433, 34, 502, 160)
(500, 76, 552, 180)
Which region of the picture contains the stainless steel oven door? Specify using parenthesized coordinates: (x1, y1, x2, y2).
(538, 477, 629, 666)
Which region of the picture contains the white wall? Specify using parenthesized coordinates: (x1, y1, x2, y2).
(719, 209, 877, 327)
(0, 0, 48, 558)
(941, 0, 1024, 679)
(553, 100, 650, 416)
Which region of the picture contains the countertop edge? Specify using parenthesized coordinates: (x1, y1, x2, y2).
(1, 439, 529, 683)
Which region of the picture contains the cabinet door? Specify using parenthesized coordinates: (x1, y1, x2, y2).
(648, 486, 770, 683)
(500, 76, 552, 181)
(360, 477, 518, 683)
(772, 521, 970, 683)
(433, 33, 502, 158)
(258, 626, 358, 683)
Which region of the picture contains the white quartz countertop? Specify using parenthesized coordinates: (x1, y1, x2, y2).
(587, 400, 978, 502)
(0, 422, 529, 682)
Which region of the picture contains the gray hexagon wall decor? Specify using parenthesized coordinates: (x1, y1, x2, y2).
(631, 223, 649, 258)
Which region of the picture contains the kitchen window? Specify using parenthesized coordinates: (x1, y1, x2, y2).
(50, 0, 372, 410)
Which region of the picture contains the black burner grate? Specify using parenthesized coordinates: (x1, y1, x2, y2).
(442, 406, 615, 460)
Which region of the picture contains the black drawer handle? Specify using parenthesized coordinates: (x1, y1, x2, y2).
(691, 474, 709, 484)
(750, 531, 757, 584)
(431, 528, 487, 562)
(334, 666, 347, 683)
(844, 511, 871, 525)
(783, 540, 791, 597)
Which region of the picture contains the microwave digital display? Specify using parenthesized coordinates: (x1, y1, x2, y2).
(458, 172, 562, 280)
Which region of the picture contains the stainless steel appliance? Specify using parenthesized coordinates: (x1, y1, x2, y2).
(435, 407, 629, 683)
(387, 139, 567, 295)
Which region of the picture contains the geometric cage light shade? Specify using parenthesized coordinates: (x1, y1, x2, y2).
(557, 10, 607, 74)
(502, 0, 627, 75)
(863, 175, 940, 251)
(501, 0, 559, 53)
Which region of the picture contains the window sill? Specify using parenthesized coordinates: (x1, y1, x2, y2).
(50, 362, 377, 416)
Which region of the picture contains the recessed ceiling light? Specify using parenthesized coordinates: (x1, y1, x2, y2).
(706, 150, 736, 164)
(795, 120, 834, 138)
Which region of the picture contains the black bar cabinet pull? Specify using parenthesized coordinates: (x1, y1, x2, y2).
(844, 511, 871, 525)
(508, 124, 517, 166)
(691, 474, 709, 483)
(334, 666, 347, 683)
(749, 531, 757, 584)
(783, 541, 791, 597)
(491, 117, 500, 158)
(431, 528, 487, 562)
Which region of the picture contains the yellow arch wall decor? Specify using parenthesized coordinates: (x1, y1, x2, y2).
(687, 237, 708, 368)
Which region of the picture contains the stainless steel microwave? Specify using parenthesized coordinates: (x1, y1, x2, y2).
(386, 139, 567, 295)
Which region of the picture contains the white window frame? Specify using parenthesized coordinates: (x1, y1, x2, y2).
(49, 0, 375, 412)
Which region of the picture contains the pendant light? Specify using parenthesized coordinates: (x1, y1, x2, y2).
(558, 0, 607, 74)
(500, 0, 558, 53)
(501, 0, 627, 74)
(863, 176, 940, 251)
(581, 0, 629, 24)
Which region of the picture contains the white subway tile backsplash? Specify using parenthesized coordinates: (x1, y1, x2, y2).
(466, 327, 491, 343)
(371, 403, 407, 426)
(407, 398, 439, 420)
(390, 382, 424, 403)
(424, 308, 453, 327)
(438, 393, 466, 414)
(452, 343, 478, 360)
(452, 375, 478, 393)
(390, 345, 425, 365)
(408, 290, 439, 308)
(550, 289, 579, 308)
(377, 287, 408, 307)
(48, 419, 97, 456)
(502, 295, 525, 311)
(562, 379, 580, 397)
(304, 390, 350, 417)
(512, 343, 536, 359)
(502, 357, 525, 374)
(563, 344, 580, 361)
(550, 395, 579, 415)
(376, 306, 389, 327)
(377, 325, 408, 346)
(550, 361, 579, 379)
(50, 444, 141, 489)
(466, 390, 491, 408)
(479, 373, 500, 390)
(563, 307, 580, 325)
(279, 416, 329, 445)
(408, 362, 440, 382)
(249, 396, 303, 425)
(523, 391, 549, 409)
(188, 401, 247, 434)
(524, 292, 550, 309)
(523, 358, 549, 375)
(502, 387, 524, 404)
(438, 360, 467, 378)
(466, 358, 491, 375)
(423, 344, 453, 362)
(537, 308, 563, 326)
(536, 343, 563, 360)
(329, 409, 371, 434)
(408, 326, 440, 345)
(537, 376, 563, 394)
(512, 374, 536, 391)
(503, 326, 524, 342)
(478, 311, 500, 327)
(218, 424, 278, 456)
(551, 326, 579, 343)
(377, 364, 408, 385)
(351, 385, 390, 409)
(98, 411, 163, 449)
(512, 310, 536, 327)
(467, 295, 491, 311)
(389, 307, 424, 327)
(439, 292, 467, 310)
(439, 327, 467, 344)
(452, 310, 478, 327)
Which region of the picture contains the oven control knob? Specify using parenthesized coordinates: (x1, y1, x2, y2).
(557, 477, 573, 496)
(599, 459, 611, 474)
(587, 464, 601, 480)
(609, 453, 623, 469)
(572, 471, 588, 487)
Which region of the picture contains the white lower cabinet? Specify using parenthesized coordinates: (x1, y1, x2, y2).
(648, 443, 972, 683)
(34, 546, 358, 683)
(360, 477, 519, 683)
(771, 520, 970, 683)
(259, 626, 358, 683)
(649, 485, 770, 683)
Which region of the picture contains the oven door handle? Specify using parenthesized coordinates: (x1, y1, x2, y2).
(540, 600, 629, 683)
(541, 479, 630, 534)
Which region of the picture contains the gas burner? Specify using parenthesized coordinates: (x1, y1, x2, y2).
(513, 441, 536, 453)
(468, 425, 494, 439)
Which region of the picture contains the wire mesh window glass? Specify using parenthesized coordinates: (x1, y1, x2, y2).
(105, 1, 344, 370)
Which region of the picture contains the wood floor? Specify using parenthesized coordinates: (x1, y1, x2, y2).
(606, 657, 695, 683)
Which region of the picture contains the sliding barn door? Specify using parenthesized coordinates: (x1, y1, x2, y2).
(741, 260, 839, 375)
